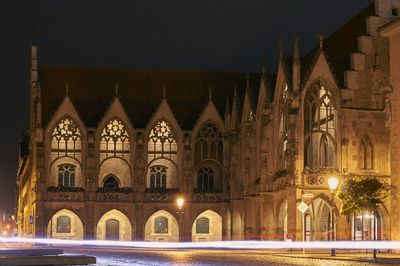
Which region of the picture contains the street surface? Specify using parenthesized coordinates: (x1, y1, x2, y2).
(62, 247, 394, 266)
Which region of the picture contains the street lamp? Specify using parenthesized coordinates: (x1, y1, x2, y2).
(176, 196, 184, 242)
(177, 197, 184, 210)
(328, 176, 339, 256)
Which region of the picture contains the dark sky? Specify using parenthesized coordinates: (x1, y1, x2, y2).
(0, 0, 371, 213)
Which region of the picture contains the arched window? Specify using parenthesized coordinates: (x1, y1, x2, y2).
(149, 166, 167, 190)
(197, 167, 214, 192)
(51, 118, 81, 161)
(57, 164, 76, 187)
(100, 119, 130, 161)
(103, 176, 119, 189)
(154, 216, 168, 234)
(194, 122, 223, 164)
(56, 216, 71, 233)
(304, 81, 336, 168)
(360, 136, 373, 170)
(196, 217, 210, 234)
(147, 120, 177, 163)
(279, 84, 289, 169)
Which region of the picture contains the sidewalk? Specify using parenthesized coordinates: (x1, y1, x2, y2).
(273, 250, 400, 264)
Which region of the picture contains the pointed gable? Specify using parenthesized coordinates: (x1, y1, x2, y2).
(45, 95, 85, 135)
(193, 100, 224, 137)
(97, 96, 134, 136)
(39, 66, 260, 130)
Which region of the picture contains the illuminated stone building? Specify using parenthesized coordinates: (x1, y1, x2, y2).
(17, 0, 400, 242)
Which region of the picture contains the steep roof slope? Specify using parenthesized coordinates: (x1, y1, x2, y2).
(301, 3, 375, 87)
(39, 66, 261, 129)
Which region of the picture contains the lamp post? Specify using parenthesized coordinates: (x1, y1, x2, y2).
(176, 197, 184, 242)
(328, 176, 339, 257)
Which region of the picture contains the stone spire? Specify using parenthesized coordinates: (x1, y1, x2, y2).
(278, 40, 284, 60)
(114, 82, 119, 97)
(319, 33, 324, 50)
(162, 85, 167, 100)
(29, 44, 39, 133)
(65, 81, 69, 96)
(292, 38, 300, 95)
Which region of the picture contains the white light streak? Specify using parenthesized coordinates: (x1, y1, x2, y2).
(0, 237, 397, 250)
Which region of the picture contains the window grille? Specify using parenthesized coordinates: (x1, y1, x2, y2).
(154, 216, 168, 234)
(56, 216, 71, 233)
(196, 217, 210, 234)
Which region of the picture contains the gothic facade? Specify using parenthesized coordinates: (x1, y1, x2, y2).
(17, 0, 400, 242)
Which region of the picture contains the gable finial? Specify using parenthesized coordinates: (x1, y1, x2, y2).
(319, 33, 324, 50)
(162, 85, 167, 99)
(208, 86, 213, 101)
(65, 81, 69, 96)
(261, 58, 267, 73)
(246, 74, 250, 89)
(278, 40, 284, 59)
(114, 82, 119, 97)
(233, 83, 238, 97)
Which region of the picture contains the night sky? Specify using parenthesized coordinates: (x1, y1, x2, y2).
(0, 1, 370, 213)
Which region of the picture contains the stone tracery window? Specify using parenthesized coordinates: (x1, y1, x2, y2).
(57, 163, 76, 187)
(51, 118, 81, 161)
(304, 81, 336, 168)
(194, 122, 223, 164)
(245, 109, 256, 136)
(147, 120, 177, 163)
(360, 136, 373, 170)
(100, 119, 130, 161)
(197, 167, 215, 192)
(149, 166, 167, 190)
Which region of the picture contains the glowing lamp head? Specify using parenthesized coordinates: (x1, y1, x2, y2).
(177, 197, 184, 209)
(328, 176, 339, 191)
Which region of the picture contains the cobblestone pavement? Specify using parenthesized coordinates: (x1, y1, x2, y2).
(63, 247, 399, 266)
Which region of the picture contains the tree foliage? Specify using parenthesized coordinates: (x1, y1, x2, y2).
(337, 177, 391, 216)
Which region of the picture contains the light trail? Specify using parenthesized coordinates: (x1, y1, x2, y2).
(0, 237, 397, 250)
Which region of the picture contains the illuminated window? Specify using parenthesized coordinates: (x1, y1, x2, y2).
(56, 216, 71, 233)
(197, 167, 214, 191)
(100, 119, 130, 161)
(196, 217, 210, 234)
(154, 216, 168, 234)
(51, 118, 81, 161)
(279, 84, 289, 169)
(147, 120, 177, 163)
(194, 122, 223, 164)
(149, 166, 167, 190)
(57, 164, 76, 187)
(360, 136, 373, 170)
(304, 81, 336, 168)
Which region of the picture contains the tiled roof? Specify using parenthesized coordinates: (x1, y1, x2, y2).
(301, 3, 375, 87)
(39, 66, 261, 129)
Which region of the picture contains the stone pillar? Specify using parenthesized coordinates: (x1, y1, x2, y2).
(34, 201, 45, 238)
(85, 202, 95, 239)
(135, 203, 144, 241)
